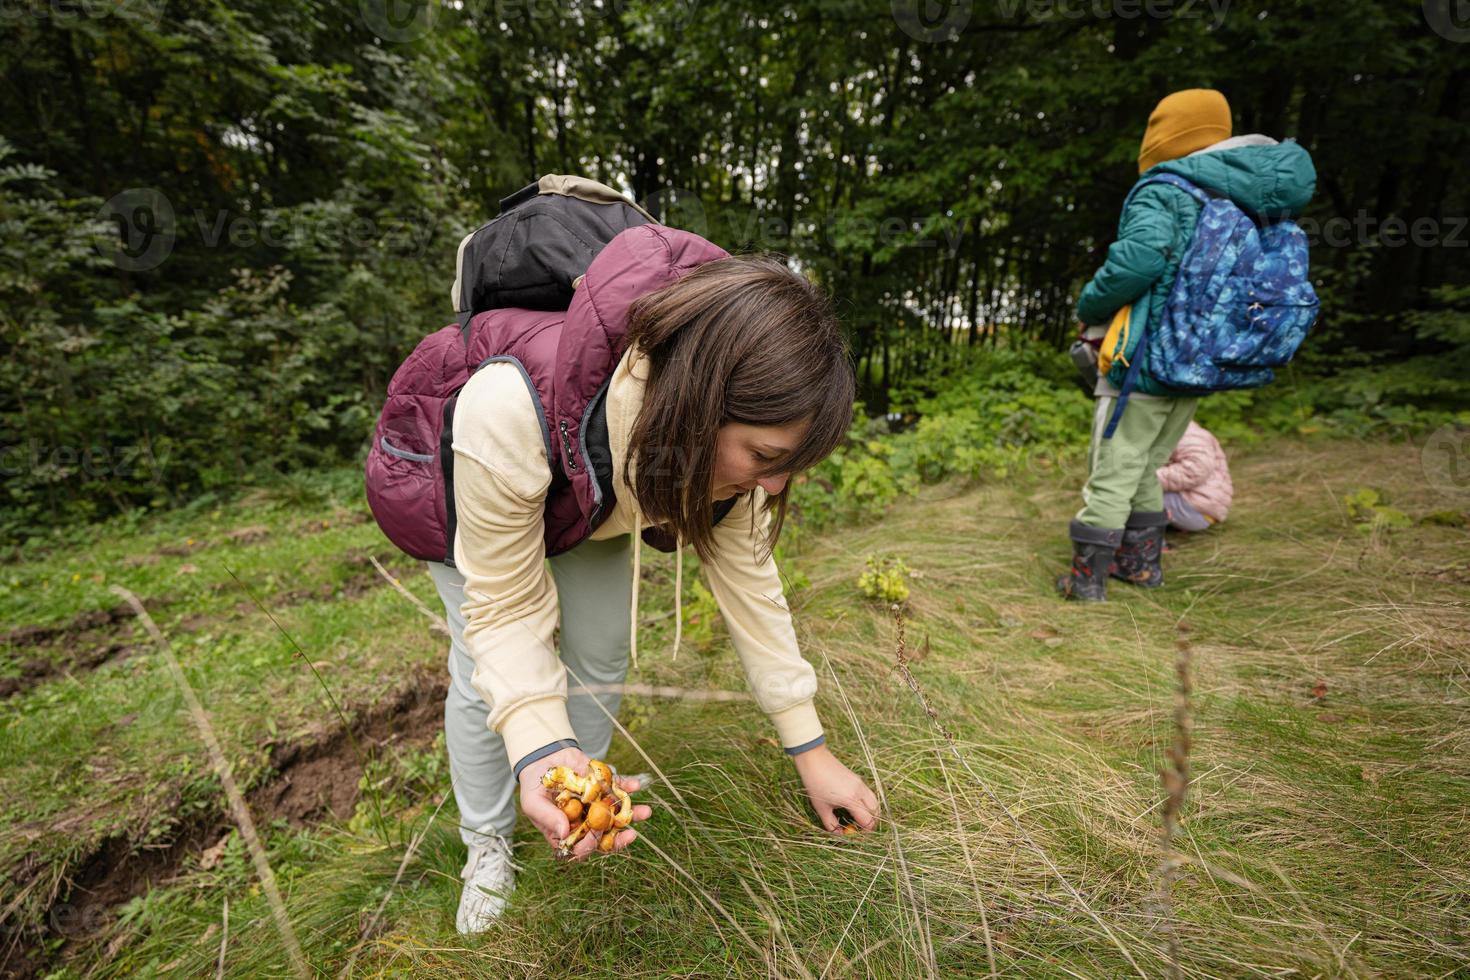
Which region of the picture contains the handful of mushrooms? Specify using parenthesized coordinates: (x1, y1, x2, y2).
(540, 758, 635, 856)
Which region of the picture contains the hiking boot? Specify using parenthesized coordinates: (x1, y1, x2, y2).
(1056, 520, 1123, 602)
(456, 835, 516, 934)
(1110, 511, 1167, 587)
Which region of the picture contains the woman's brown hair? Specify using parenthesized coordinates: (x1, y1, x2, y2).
(624, 253, 854, 564)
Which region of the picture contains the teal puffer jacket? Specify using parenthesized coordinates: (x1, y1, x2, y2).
(1076, 137, 1317, 395)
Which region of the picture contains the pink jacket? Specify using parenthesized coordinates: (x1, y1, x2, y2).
(1157, 421, 1232, 522)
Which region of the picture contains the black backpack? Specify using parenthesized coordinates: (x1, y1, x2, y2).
(449, 174, 657, 334)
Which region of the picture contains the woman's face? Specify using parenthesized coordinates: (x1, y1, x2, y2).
(711, 420, 808, 501)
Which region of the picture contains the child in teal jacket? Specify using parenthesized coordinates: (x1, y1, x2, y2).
(1059, 89, 1316, 601)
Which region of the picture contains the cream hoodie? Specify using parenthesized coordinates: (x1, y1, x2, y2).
(448, 346, 825, 769)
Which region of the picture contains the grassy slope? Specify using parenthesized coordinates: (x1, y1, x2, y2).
(0, 471, 432, 946)
(5, 436, 1469, 977)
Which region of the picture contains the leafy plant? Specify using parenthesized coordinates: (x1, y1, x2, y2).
(857, 554, 911, 605)
(1343, 487, 1411, 533)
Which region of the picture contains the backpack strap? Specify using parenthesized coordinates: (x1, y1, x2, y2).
(1122, 172, 1213, 216)
(1102, 317, 1148, 440)
(440, 395, 459, 566)
(1100, 174, 1213, 438)
(497, 180, 542, 215)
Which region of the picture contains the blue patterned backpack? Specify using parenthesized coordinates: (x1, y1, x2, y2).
(1104, 172, 1319, 438)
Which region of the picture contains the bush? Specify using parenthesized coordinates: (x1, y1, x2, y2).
(857, 554, 911, 604)
(789, 324, 1470, 540)
(791, 344, 1092, 531)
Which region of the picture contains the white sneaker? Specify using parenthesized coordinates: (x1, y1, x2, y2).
(455, 835, 516, 934)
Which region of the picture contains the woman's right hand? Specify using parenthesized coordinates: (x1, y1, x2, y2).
(517, 747, 652, 861)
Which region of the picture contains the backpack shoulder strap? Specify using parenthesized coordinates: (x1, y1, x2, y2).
(1120, 172, 1213, 220)
(1101, 175, 1210, 437)
(1102, 329, 1149, 440)
(497, 180, 542, 215)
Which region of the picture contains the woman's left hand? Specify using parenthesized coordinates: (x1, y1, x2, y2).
(791, 745, 880, 834)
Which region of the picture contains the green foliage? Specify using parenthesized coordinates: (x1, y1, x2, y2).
(790, 331, 1469, 544)
(343, 737, 451, 844)
(1343, 487, 1383, 521)
(857, 554, 911, 605)
(677, 578, 723, 652)
(1343, 487, 1411, 534)
(793, 346, 1091, 531)
(896, 347, 1091, 482)
(0, 5, 463, 545)
(2, 0, 1467, 546)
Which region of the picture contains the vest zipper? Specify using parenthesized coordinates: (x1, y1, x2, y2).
(559, 420, 578, 472)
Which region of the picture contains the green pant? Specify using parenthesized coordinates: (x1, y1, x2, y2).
(1076, 395, 1198, 529)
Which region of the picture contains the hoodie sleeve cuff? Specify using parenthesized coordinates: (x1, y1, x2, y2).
(511, 738, 581, 780)
(497, 698, 577, 775)
(765, 699, 823, 751)
(784, 734, 826, 756)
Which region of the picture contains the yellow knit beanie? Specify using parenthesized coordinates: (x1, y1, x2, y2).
(1138, 89, 1232, 174)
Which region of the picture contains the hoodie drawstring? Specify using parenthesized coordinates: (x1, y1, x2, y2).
(630, 498, 642, 669)
(627, 494, 682, 669)
(671, 540, 682, 662)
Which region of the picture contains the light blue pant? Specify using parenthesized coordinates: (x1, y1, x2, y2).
(427, 533, 634, 846)
(1164, 491, 1213, 532)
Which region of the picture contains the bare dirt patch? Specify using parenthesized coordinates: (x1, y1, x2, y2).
(3, 670, 447, 977)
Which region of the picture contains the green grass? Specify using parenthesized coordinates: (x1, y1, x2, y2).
(4, 435, 1468, 976)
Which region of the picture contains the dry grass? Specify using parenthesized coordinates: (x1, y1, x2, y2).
(44, 435, 1470, 976)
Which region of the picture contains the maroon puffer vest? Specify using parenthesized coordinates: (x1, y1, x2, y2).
(365, 224, 731, 564)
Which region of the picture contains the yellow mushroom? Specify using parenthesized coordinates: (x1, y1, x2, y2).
(586, 758, 613, 789)
(599, 788, 637, 853)
(541, 765, 604, 804)
(584, 798, 613, 833)
(541, 758, 637, 855)
(559, 818, 594, 853)
(607, 785, 634, 830)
